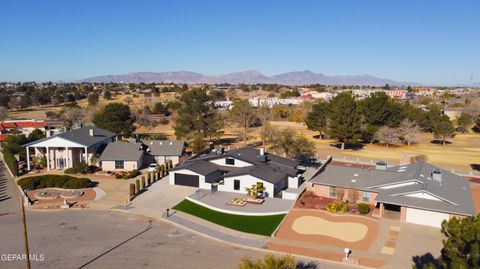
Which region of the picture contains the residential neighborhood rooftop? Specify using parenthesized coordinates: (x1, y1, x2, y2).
(310, 161, 475, 216)
(99, 141, 144, 161)
(24, 126, 116, 147)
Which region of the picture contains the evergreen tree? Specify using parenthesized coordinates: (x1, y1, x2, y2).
(92, 103, 135, 135)
(327, 93, 362, 150)
(305, 101, 329, 138)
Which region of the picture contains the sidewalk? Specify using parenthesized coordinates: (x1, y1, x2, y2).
(163, 211, 269, 248)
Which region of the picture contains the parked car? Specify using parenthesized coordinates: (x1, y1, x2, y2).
(293, 155, 319, 167)
(147, 163, 159, 172)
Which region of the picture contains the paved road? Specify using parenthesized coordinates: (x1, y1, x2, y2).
(0, 165, 350, 269)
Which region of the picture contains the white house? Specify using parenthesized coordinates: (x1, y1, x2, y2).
(23, 126, 116, 171)
(169, 147, 302, 199)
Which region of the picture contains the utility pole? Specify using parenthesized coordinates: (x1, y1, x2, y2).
(20, 196, 31, 269)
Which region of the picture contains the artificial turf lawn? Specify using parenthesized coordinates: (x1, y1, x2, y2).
(173, 199, 286, 236)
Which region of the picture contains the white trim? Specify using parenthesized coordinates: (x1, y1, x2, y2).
(185, 196, 288, 216)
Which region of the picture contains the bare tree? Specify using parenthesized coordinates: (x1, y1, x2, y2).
(399, 119, 420, 146)
(256, 104, 271, 146)
(135, 112, 157, 131)
(124, 96, 134, 106)
(375, 126, 401, 147)
(0, 106, 9, 121)
(60, 107, 84, 130)
(229, 99, 256, 146)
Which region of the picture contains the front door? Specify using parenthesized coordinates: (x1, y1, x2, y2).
(58, 158, 65, 169)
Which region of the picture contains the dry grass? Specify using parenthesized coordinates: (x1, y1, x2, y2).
(10, 98, 480, 172)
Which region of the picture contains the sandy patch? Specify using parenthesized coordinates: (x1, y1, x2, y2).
(292, 216, 368, 242)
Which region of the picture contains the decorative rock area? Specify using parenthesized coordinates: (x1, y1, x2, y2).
(34, 189, 83, 200)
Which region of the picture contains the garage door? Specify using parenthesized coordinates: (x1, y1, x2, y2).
(174, 173, 199, 187)
(405, 208, 449, 228)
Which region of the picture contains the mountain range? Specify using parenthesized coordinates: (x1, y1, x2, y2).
(78, 70, 418, 86)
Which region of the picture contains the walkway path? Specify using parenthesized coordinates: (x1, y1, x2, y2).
(163, 211, 268, 248)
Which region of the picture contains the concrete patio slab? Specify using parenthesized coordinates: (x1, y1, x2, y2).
(187, 189, 295, 216)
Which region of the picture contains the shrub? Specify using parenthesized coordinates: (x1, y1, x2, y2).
(338, 203, 349, 213)
(2, 150, 19, 176)
(114, 169, 140, 180)
(358, 203, 370, 215)
(326, 203, 338, 213)
(159, 118, 169, 125)
(64, 167, 75, 174)
(17, 175, 92, 190)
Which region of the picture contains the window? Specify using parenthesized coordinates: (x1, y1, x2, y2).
(329, 186, 336, 197)
(362, 192, 370, 203)
(233, 179, 240, 190)
(115, 160, 124, 169)
(225, 158, 235, 165)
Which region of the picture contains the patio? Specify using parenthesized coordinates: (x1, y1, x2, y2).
(186, 189, 295, 216)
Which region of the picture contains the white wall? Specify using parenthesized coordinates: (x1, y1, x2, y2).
(220, 175, 274, 197)
(282, 191, 299, 200)
(209, 157, 253, 168)
(288, 175, 301, 189)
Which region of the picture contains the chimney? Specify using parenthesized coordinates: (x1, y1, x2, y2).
(260, 148, 265, 156)
(375, 161, 387, 171)
(432, 169, 442, 182)
(89, 128, 94, 137)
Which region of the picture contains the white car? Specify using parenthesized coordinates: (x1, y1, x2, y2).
(147, 163, 158, 172)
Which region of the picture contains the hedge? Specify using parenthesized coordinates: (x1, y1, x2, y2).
(2, 150, 19, 176)
(17, 175, 92, 190)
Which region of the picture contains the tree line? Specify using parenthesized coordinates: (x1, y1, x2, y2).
(305, 92, 469, 149)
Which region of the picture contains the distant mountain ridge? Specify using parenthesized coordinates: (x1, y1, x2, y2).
(78, 70, 417, 86)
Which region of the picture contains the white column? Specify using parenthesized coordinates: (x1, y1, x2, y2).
(65, 147, 69, 168)
(84, 147, 88, 164)
(46, 147, 50, 171)
(26, 146, 31, 171)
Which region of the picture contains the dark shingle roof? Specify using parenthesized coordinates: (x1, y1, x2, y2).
(99, 141, 143, 161)
(24, 126, 116, 147)
(170, 147, 300, 185)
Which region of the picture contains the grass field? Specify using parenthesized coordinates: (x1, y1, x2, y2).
(173, 199, 286, 236)
(9, 95, 480, 172)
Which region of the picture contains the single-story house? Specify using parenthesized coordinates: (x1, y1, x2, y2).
(142, 139, 185, 166)
(0, 119, 47, 136)
(309, 161, 475, 227)
(23, 126, 116, 171)
(99, 141, 144, 172)
(169, 147, 302, 199)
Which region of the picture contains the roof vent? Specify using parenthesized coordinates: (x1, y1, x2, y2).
(89, 128, 94, 137)
(150, 142, 153, 145)
(354, 173, 358, 177)
(375, 161, 387, 171)
(159, 141, 163, 145)
(260, 148, 265, 156)
(351, 179, 357, 183)
(170, 142, 173, 145)
(432, 169, 442, 182)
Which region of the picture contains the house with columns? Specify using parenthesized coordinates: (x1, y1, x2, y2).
(23, 126, 116, 171)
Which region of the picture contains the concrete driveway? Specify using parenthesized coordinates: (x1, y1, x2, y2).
(126, 176, 196, 219)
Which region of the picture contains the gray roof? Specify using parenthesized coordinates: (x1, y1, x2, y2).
(224, 164, 288, 184)
(310, 161, 475, 216)
(24, 126, 116, 147)
(99, 141, 143, 161)
(141, 140, 185, 156)
(171, 147, 299, 185)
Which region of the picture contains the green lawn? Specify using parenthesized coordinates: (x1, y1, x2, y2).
(173, 199, 286, 236)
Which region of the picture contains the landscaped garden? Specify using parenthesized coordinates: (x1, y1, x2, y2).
(17, 175, 92, 190)
(173, 199, 286, 236)
(295, 191, 373, 216)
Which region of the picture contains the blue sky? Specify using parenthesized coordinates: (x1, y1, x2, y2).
(0, 1, 479, 85)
